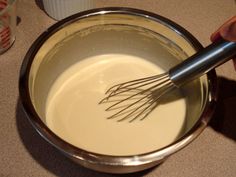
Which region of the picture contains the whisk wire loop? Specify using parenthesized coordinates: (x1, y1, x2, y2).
(115, 82, 173, 122)
(100, 73, 174, 122)
(106, 73, 167, 94)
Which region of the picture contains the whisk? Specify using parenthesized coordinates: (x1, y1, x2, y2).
(99, 39, 236, 122)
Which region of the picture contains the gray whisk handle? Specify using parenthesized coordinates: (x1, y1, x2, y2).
(169, 39, 236, 87)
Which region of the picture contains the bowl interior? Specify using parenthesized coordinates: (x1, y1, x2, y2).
(27, 12, 209, 155)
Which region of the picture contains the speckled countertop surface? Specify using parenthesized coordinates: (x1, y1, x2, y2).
(0, 0, 235, 176)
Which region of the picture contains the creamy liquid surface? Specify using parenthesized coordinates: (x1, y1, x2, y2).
(46, 54, 186, 156)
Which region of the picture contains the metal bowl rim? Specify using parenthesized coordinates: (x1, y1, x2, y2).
(19, 7, 218, 168)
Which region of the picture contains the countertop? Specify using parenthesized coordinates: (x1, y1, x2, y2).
(0, 0, 235, 176)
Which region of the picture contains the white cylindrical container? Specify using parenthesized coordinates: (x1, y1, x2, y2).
(42, 0, 94, 20)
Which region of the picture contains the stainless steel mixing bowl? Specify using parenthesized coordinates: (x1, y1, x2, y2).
(19, 7, 217, 174)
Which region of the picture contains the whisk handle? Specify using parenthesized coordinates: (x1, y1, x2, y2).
(169, 39, 236, 86)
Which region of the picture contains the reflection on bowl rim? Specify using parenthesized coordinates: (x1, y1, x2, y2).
(19, 7, 218, 174)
